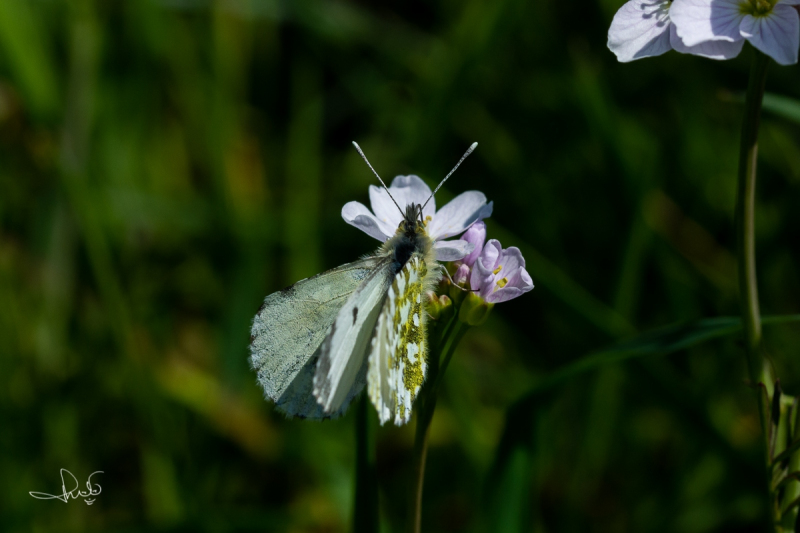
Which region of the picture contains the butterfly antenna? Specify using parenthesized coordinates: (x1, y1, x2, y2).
(352, 141, 404, 215)
(421, 142, 478, 211)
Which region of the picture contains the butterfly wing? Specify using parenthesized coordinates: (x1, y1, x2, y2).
(250, 256, 384, 419)
(368, 254, 431, 426)
(313, 256, 395, 413)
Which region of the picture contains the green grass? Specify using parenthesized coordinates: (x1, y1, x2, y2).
(3, 1, 800, 531)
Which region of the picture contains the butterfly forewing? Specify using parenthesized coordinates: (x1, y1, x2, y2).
(249, 256, 384, 419)
(368, 254, 430, 425)
(313, 256, 395, 413)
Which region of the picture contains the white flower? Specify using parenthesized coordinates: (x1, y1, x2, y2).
(341, 175, 493, 261)
(608, 0, 745, 61)
(671, 0, 800, 65)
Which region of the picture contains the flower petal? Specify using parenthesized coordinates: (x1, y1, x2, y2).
(669, 23, 745, 58)
(368, 186, 405, 234)
(470, 240, 501, 298)
(497, 246, 526, 276)
(369, 175, 434, 229)
(607, 0, 673, 62)
(471, 258, 495, 299)
(740, 8, 800, 65)
(341, 201, 393, 241)
(485, 267, 534, 304)
(428, 192, 493, 240)
(779, 0, 800, 6)
(670, 0, 745, 46)
(460, 220, 487, 267)
(391, 175, 435, 215)
(486, 286, 525, 304)
(479, 239, 503, 271)
(519, 267, 534, 291)
(433, 239, 475, 261)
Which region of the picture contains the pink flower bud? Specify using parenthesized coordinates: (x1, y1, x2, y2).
(453, 263, 470, 286)
(460, 221, 487, 267)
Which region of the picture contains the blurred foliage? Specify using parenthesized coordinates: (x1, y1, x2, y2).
(3, 0, 800, 531)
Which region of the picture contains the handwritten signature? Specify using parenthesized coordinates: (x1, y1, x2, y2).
(29, 469, 103, 505)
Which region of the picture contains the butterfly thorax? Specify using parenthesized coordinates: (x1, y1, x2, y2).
(380, 204, 434, 269)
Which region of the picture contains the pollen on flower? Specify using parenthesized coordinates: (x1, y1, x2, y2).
(739, 0, 776, 16)
(496, 277, 509, 289)
(492, 265, 503, 275)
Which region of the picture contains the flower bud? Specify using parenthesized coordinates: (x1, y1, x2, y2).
(453, 263, 470, 286)
(460, 221, 487, 267)
(448, 265, 470, 305)
(458, 291, 493, 326)
(427, 292, 453, 321)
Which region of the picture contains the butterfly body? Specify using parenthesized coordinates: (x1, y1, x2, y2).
(370, 204, 441, 424)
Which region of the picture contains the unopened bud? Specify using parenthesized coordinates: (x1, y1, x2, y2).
(453, 264, 469, 286)
(449, 264, 470, 304)
(458, 291, 493, 326)
(427, 292, 453, 321)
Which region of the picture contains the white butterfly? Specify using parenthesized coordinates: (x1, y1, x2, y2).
(250, 143, 492, 425)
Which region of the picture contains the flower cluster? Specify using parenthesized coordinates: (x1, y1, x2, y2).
(608, 0, 800, 65)
(456, 221, 533, 304)
(449, 221, 534, 324)
(343, 176, 533, 322)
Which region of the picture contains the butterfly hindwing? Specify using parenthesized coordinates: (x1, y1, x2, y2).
(313, 255, 395, 413)
(249, 256, 385, 419)
(368, 253, 431, 425)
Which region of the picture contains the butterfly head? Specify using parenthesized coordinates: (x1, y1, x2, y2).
(351, 140, 477, 266)
(383, 203, 432, 267)
(398, 203, 429, 238)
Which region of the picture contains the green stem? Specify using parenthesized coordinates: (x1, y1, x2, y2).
(409, 380, 435, 533)
(408, 317, 469, 533)
(735, 48, 774, 527)
(434, 322, 470, 392)
(779, 402, 800, 530)
(735, 49, 768, 390)
(779, 449, 800, 529)
(353, 395, 379, 533)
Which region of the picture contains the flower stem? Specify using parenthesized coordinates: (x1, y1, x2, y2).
(408, 316, 469, 533)
(735, 48, 768, 391)
(779, 402, 800, 530)
(353, 395, 379, 533)
(409, 379, 436, 533)
(735, 48, 774, 527)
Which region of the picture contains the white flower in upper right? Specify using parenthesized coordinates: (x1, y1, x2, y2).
(608, 0, 745, 62)
(671, 0, 800, 65)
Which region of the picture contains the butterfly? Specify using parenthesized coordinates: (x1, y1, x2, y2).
(249, 142, 492, 425)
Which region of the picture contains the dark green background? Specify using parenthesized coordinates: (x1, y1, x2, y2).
(3, 0, 800, 531)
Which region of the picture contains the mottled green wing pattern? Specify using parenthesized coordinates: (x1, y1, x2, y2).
(249, 256, 383, 419)
(367, 254, 430, 425)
